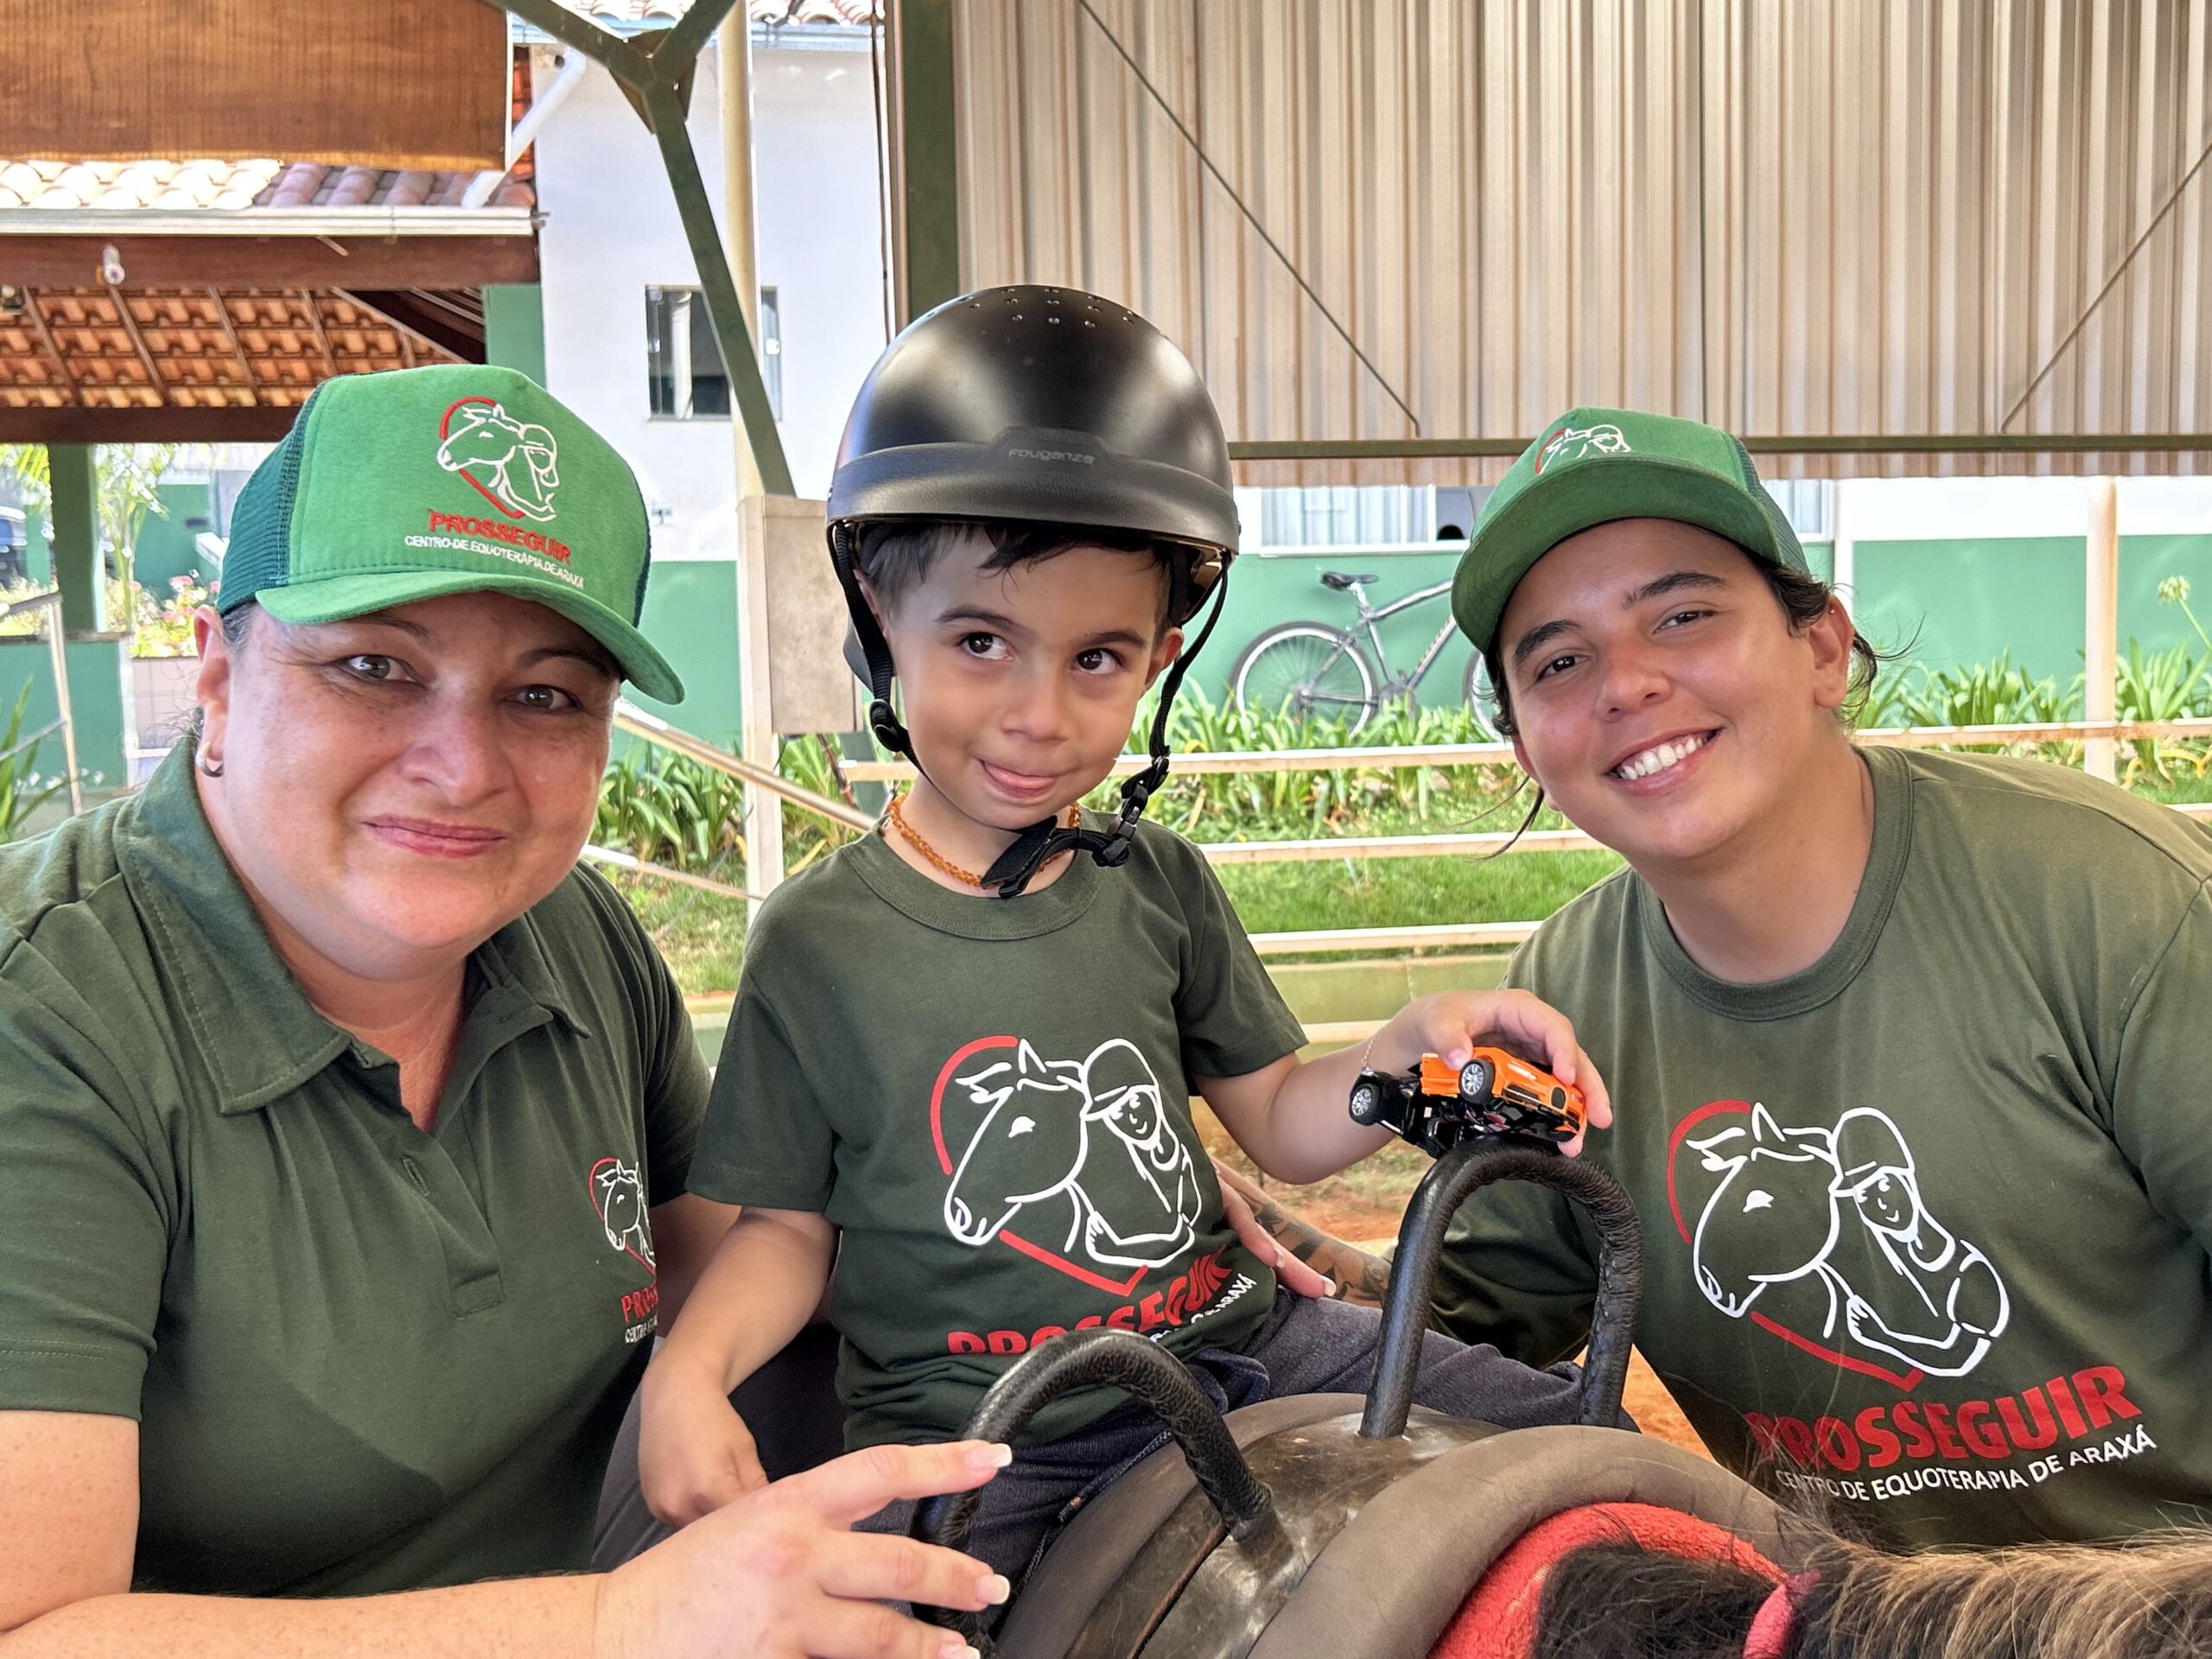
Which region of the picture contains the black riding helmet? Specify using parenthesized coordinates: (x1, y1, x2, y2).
(829, 284, 1240, 896)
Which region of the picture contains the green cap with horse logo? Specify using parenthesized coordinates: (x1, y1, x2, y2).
(219, 364, 683, 702)
(1450, 406, 1808, 656)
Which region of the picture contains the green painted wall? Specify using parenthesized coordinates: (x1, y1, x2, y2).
(0, 636, 130, 790)
(627, 561, 741, 744)
(620, 532, 2212, 753)
(132, 482, 215, 592)
(485, 284, 549, 386)
(1853, 534, 2212, 685)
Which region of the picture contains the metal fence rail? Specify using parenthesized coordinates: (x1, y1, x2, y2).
(596, 716, 2212, 954)
(842, 718, 2212, 785)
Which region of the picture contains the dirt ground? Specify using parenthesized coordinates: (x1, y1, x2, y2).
(1197, 1106, 1709, 1459)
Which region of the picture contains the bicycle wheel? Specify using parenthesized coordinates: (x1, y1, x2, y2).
(1231, 622, 1379, 734)
(1461, 651, 1504, 741)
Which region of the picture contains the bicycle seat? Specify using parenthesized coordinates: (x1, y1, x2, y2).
(1319, 570, 1380, 591)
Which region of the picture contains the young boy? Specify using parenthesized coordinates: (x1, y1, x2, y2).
(637, 288, 1616, 1589)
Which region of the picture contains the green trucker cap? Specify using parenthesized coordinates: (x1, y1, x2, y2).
(1451, 406, 1808, 656)
(220, 364, 683, 702)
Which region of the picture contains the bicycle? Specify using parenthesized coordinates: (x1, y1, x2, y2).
(1230, 567, 1497, 736)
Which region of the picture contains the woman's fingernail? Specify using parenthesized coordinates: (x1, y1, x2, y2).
(980, 1573, 1013, 1605)
(967, 1441, 1014, 1470)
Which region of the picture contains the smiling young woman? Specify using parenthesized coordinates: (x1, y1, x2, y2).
(1397, 407, 2212, 1553)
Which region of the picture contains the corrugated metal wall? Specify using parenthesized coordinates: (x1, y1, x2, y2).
(952, 0, 2212, 480)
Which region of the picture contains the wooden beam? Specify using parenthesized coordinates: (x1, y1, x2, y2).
(0, 404, 299, 442)
(297, 289, 339, 378)
(104, 284, 167, 403)
(19, 289, 78, 403)
(204, 290, 260, 405)
(332, 288, 484, 362)
(0, 234, 539, 289)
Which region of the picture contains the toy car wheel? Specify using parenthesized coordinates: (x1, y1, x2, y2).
(1458, 1058, 1492, 1103)
(1350, 1079, 1386, 1125)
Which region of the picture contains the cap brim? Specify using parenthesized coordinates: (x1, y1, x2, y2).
(256, 570, 686, 703)
(1452, 456, 1789, 656)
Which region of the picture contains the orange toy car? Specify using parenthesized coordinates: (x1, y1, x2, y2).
(1348, 1046, 1586, 1155)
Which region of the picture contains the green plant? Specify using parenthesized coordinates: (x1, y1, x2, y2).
(2158, 575, 2212, 656)
(2112, 637, 2212, 783)
(594, 738, 867, 878)
(1084, 689, 1523, 843)
(1, 443, 188, 650)
(593, 749, 749, 872)
(130, 576, 209, 658)
(0, 680, 68, 841)
(775, 735, 864, 874)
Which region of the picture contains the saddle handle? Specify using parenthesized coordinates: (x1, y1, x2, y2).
(1360, 1140, 1643, 1440)
(912, 1327, 1287, 1651)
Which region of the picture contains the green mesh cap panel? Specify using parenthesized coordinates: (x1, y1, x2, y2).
(1450, 406, 1810, 653)
(218, 381, 326, 615)
(211, 366, 682, 702)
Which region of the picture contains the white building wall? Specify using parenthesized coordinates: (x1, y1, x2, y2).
(532, 34, 888, 559)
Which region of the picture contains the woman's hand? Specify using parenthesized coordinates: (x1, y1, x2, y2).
(636, 1357, 770, 1528)
(598, 1439, 1011, 1659)
(1217, 1170, 1335, 1298)
(1372, 989, 1611, 1156)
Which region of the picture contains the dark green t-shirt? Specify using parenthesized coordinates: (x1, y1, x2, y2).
(691, 818, 1305, 1450)
(1432, 746, 2212, 1547)
(0, 747, 708, 1595)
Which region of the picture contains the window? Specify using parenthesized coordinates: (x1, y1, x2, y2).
(645, 286, 781, 421)
(760, 286, 783, 420)
(1253, 485, 1440, 549)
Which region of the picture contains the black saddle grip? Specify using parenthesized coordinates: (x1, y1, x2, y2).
(1360, 1139, 1643, 1440)
(912, 1327, 1287, 1647)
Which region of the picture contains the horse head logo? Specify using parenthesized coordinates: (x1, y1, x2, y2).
(1535, 422, 1631, 474)
(1689, 1103, 1840, 1318)
(437, 397, 561, 521)
(590, 1157, 654, 1269)
(944, 1040, 1090, 1248)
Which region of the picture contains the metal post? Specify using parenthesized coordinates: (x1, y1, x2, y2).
(888, 0, 959, 325)
(46, 444, 103, 635)
(2085, 479, 2120, 784)
(1830, 479, 1856, 605)
(492, 0, 795, 497)
(721, 16, 783, 911)
(41, 598, 81, 816)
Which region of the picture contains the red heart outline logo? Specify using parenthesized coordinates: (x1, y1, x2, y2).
(440, 396, 531, 519)
(1666, 1099, 1923, 1392)
(930, 1036, 1148, 1298)
(588, 1154, 655, 1273)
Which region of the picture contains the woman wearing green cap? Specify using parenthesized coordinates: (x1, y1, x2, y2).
(1402, 407, 2212, 1550)
(0, 366, 1008, 1656)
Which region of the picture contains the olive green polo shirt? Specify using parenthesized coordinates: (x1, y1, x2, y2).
(0, 747, 708, 1596)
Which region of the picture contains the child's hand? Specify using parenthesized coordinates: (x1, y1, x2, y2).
(1376, 989, 1612, 1156)
(638, 1357, 770, 1528)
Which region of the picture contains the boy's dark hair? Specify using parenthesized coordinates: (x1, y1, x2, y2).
(1479, 556, 1889, 741)
(857, 518, 1185, 632)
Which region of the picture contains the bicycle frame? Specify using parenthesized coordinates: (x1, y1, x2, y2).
(1347, 577, 1459, 696)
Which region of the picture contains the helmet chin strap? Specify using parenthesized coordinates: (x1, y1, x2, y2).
(831, 524, 1230, 900)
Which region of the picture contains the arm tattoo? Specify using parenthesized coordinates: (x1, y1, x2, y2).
(1245, 1191, 1394, 1309)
